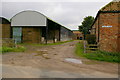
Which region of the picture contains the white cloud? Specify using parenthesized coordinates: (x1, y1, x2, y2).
(0, 2, 2, 16)
(1, 0, 113, 2)
(1, 1, 112, 30)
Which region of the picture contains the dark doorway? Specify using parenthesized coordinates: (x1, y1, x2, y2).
(77, 37, 79, 40)
(80, 37, 83, 40)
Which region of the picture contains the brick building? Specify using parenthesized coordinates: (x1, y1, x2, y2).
(73, 30, 83, 40)
(11, 10, 74, 44)
(91, 0, 120, 52)
(0, 17, 11, 38)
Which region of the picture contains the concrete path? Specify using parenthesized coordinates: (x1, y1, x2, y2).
(2, 64, 118, 78)
(2, 64, 87, 78)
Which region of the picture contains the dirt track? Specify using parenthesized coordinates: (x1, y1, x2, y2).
(2, 41, 118, 78)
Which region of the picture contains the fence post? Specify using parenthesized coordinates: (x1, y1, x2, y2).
(84, 40, 86, 53)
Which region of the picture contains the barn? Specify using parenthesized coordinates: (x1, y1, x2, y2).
(11, 10, 74, 44)
(0, 17, 11, 38)
(72, 30, 83, 40)
(91, 0, 120, 52)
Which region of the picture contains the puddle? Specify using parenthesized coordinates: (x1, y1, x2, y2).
(65, 58, 82, 64)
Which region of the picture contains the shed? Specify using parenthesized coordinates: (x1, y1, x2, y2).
(72, 30, 83, 40)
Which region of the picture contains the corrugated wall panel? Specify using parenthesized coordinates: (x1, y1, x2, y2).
(13, 27, 22, 43)
(60, 27, 73, 41)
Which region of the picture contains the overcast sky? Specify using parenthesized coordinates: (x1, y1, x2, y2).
(1, 0, 112, 30)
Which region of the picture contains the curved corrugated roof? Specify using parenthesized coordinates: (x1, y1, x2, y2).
(0, 17, 10, 24)
(11, 10, 47, 21)
(11, 10, 72, 32)
(11, 10, 48, 26)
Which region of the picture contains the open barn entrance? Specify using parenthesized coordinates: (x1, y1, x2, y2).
(46, 19, 60, 43)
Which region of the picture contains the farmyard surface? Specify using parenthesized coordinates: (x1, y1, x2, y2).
(2, 41, 118, 78)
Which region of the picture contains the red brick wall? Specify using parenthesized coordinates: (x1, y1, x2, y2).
(91, 18, 99, 43)
(118, 13, 120, 52)
(99, 13, 119, 52)
(95, 19, 99, 42)
(91, 1, 120, 52)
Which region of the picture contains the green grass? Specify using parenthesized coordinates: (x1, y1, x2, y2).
(0, 46, 26, 54)
(75, 41, 84, 57)
(75, 41, 120, 63)
(19, 40, 74, 46)
(46, 40, 74, 45)
(1, 40, 73, 54)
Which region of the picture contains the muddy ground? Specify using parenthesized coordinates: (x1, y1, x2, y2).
(2, 41, 118, 78)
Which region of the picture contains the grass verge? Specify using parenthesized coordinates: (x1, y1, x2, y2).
(0, 40, 73, 54)
(19, 40, 74, 46)
(75, 41, 120, 63)
(0, 46, 26, 54)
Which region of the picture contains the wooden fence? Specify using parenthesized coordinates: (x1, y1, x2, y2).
(84, 40, 98, 53)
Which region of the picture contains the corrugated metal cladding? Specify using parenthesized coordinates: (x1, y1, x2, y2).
(60, 27, 73, 41)
(11, 11, 47, 26)
(13, 27, 22, 43)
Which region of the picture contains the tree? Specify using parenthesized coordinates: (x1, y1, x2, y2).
(78, 16, 94, 39)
